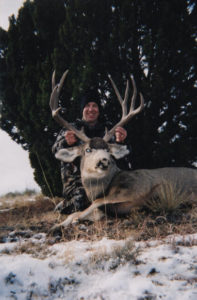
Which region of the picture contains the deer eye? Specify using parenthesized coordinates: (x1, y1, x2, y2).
(85, 148, 92, 153)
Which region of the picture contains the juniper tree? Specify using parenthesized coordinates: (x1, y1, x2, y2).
(0, 0, 196, 196)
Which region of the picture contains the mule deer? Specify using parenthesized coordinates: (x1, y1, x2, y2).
(50, 70, 197, 230)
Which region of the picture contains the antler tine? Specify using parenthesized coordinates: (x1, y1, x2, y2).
(103, 74, 144, 142)
(50, 70, 90, 143)
(52, 70, 56, 90)
(130, 75, 137, 111)
(58, 70, 69, 92)
(108, 74, 123, 106)
(50, 70, 68, 113)
(108, 74, 129, 118)
(122, 79, 129, 118)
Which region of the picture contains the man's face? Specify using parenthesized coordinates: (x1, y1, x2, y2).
(82, 102, 100, 124)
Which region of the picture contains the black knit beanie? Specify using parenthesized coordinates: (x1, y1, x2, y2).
(80, 89, 101, 115)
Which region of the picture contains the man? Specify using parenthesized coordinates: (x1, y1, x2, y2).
(52, 89, 132, 214)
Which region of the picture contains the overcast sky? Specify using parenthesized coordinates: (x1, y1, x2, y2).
(0, 0, 40, 195)
(0, 0, 25, 29)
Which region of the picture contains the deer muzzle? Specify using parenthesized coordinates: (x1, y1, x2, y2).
(96, 158, 110, 170)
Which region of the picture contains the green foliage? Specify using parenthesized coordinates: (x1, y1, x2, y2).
(0, 0, 196, 196)
(0, 0, 65, 196)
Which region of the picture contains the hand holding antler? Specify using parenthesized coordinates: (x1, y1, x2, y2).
(65, 130, 78, 145)
(115, 127, 127, 143)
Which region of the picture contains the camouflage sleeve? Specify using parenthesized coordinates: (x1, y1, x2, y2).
(52, 121, 79, 154)
(52, 128, 68, 154)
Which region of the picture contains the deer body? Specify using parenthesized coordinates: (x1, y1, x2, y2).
(50, 70, 197, 230)
(54, 137, 197, 228)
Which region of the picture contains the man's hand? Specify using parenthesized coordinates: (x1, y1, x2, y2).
(115, 127, 127, 143)
(65, 131, 77, 145)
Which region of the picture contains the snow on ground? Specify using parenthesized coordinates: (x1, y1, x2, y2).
(0, 233, 197, 299)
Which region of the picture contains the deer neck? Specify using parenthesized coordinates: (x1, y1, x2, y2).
(82, 165, 119, 201)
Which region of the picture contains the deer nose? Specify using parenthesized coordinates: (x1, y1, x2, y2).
(96, 158, 109, 170)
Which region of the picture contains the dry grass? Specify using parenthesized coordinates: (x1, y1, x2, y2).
(0, 193, 62, 242)
(0, 187, 197, 251)
(89, 239, 139, 270)
(145, 181, 194, 214)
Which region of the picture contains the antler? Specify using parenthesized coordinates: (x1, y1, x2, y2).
(50, 70, 90, 143)
(103, 75, 144, 142)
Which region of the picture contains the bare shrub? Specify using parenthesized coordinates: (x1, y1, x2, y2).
(90, 239, 139, 269)
(145, 181, 193, 214)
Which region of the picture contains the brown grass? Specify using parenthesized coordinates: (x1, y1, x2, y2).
(89, 239, 139, 269)
(0, 190, 197, 249)
(0, 194, 62, 241)
(145, 181, 194, 213)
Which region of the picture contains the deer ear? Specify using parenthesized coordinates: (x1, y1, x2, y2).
(109, 143, 129, 159)
(55, 146, 82, 162)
